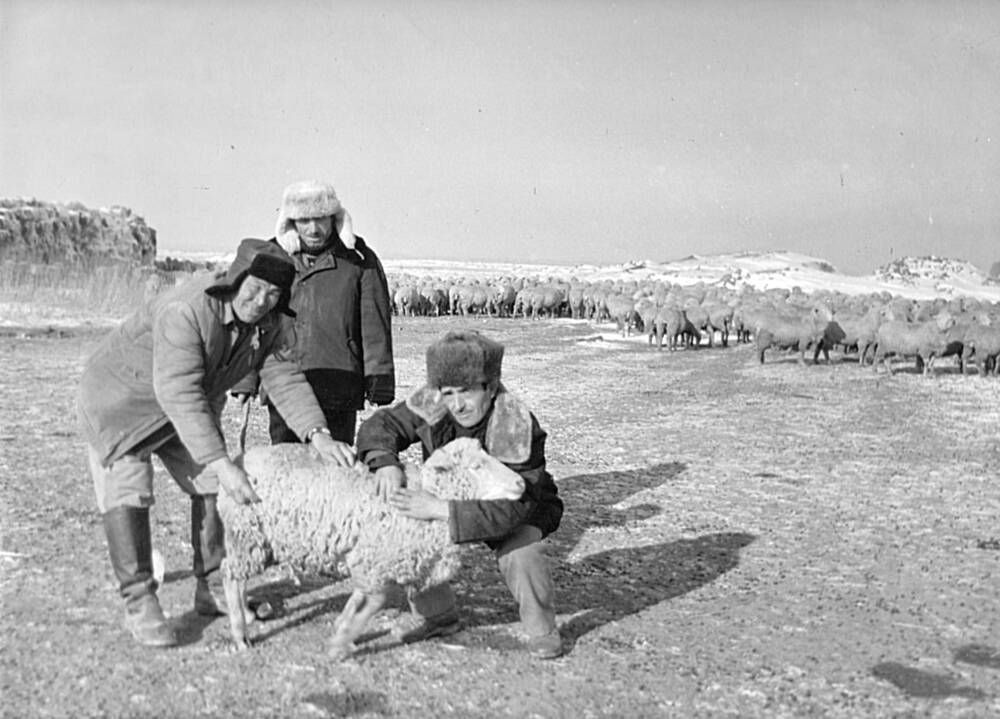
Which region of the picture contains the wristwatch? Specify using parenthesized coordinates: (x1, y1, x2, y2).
(305, 427, 332, 443)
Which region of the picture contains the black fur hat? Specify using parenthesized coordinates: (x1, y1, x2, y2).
(426, 330, 504, 388)
(205, 238, 297, 317)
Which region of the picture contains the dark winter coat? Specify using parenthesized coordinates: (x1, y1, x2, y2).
(356, 385, 563, 547)
(77, 272, 327, 467)
(236, 235, 395, 410)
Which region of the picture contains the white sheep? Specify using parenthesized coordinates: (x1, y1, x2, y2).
(217, 437, 525, 659)
(872, 311, 956, 375)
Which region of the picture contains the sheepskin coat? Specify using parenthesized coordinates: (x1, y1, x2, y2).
(233, 235, 395, 409)
(77, 272, 327, 468)
(356, 385, 563, 545)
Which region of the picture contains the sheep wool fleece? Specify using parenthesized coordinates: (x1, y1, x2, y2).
(218, 438, 525, 593)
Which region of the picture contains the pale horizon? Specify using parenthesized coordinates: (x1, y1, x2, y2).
(3, 1, 998, 276)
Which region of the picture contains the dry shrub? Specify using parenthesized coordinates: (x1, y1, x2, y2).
(0, 260, 151, 316)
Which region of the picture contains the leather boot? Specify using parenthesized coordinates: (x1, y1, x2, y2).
(102, 506, 177, 647)
(191, 494, 227, 616)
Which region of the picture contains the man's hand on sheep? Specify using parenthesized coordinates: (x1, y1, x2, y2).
(373, 465, 406, 502)
(310, 433, 356, 467)
(211, 457, 261, 505)
(389, 487, 450, 521)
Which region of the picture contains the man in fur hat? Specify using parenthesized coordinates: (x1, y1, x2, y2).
(356, 330, 565, 659)
(78, 238, 352, 648)
(233, 180, 395, 445)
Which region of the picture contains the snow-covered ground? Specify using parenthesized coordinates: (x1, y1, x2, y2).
(162, 248, 1000, 302)
(373, 252, 1000, 302)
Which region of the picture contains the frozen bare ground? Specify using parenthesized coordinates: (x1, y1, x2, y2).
(2, 315, 999, 718)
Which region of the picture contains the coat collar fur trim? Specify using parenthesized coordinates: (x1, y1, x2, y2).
(404, 383, 533, 464)
(276, 208, 357, 255)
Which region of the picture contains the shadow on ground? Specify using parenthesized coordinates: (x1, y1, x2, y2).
(954, 643, 1000, 670)
(455, 462, 756, 648)
(184, 461, 755, 655)
(871, 662, 986, 700)
(300, 691, 389, 716)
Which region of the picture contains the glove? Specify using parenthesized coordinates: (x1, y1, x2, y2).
(365, 374, 395, 406)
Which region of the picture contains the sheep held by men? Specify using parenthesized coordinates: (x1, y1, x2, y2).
(217, 437, 525, 659)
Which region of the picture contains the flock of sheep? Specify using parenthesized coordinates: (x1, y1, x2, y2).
(387, 272, 1000, 376)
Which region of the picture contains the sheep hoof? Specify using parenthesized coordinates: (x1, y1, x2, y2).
(327, 641, 356, 662)
(230, 636, 253, 652)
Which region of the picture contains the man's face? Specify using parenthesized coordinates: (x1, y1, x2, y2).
(232, 275, 283, 324)
(293, 216, 334, 251)
(440, 384, 494, 428)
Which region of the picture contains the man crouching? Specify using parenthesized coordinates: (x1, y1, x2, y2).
(356, 330, 565, 659)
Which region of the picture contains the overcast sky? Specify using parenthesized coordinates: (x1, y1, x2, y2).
(2, 0, 998, 275)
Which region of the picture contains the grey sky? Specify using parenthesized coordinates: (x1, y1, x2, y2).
(2, 0, 998, 275)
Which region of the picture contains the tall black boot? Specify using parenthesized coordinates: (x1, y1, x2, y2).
(191, 494, 228, 616)
(102, 506, 177, 647)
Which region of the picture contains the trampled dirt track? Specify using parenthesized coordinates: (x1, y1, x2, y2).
(2, 316, 999, 718)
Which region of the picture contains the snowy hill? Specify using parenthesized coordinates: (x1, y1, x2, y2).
(873, 255, 998, 297)
(159, 249, 1000, 303)
(376, 251, 1000, 302)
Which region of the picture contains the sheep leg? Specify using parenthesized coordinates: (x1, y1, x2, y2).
(328, 589, 387, 661)
(331, 590, 366, 636)
(962, 348, 973, 375)
(223, 571, 253, 651)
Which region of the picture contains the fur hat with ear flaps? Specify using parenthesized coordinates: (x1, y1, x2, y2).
(274, 180, 356, 254)
(205, 238, 297, 318)
(426, 330, 504, 389)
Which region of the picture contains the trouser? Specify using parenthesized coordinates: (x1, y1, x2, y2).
(88, 435, 219, 512)
(409, 525, 557, 638)
(266, 399, 357, 445)
(88, 435, 225, 598)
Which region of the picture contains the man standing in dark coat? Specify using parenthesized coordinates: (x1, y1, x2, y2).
(236, 180, 395, 443)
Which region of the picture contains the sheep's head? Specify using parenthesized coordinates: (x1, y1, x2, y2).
(418, 437, 525, 501)
(935, 310, 956, 331)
